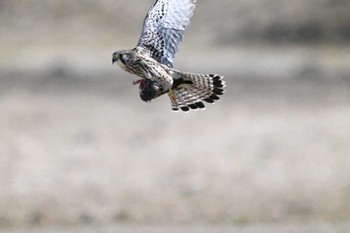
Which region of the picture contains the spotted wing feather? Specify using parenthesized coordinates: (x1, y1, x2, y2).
(137, 0, 196, 68)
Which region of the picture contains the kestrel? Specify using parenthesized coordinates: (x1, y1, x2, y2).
(112, 0, 225, 112)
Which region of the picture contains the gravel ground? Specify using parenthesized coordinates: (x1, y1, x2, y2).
(0, 60, 349, 225)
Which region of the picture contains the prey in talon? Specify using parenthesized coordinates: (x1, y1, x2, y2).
(133, 80, 143, 85)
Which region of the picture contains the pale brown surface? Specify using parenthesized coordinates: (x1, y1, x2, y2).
(0, 0, 349, 229)
(1, 223, 350, 233)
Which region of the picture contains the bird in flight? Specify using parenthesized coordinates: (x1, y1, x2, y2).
(112, 0, 225, 112)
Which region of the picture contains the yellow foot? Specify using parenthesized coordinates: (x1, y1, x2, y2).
(168, 89, 177, 103)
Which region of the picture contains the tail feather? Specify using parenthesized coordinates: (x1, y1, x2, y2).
(170, 71, 225, 112)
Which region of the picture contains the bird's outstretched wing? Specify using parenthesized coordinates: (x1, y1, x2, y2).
(137, 0, 196, 68)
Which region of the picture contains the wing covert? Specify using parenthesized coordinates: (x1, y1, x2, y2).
(137, 0, 196, 67)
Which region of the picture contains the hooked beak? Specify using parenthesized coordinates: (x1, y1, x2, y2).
(112, 52, 118, 64)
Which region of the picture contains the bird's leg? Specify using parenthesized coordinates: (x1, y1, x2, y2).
(133, 79, 143, 85)
(168, 89, 177, 103)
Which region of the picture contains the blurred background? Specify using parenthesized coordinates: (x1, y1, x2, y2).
(0, 0, 350, 232)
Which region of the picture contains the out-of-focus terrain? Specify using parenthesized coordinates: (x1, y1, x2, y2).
(0, 0, 350, 232)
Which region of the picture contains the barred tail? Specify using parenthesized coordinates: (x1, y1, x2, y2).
(169, 71, 226, 112)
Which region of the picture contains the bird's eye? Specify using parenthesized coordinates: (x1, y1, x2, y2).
(118, 53, 123, 59)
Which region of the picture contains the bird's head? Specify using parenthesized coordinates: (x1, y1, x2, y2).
(112, 50, 128, 69)
(112, 51, 123, 64)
